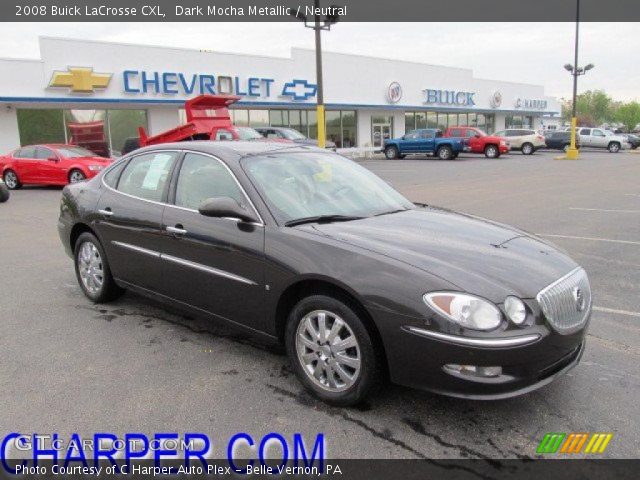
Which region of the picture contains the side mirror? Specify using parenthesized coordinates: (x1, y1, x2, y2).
(48, 156, 59, 162)
(198, 197, 258, 223)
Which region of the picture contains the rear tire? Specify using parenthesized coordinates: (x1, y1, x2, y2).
(484, 145, 499, 158)
(608, 142, 621, 153)
(3, 170, 21, 189)
(384, 146, 399, 159)
(74, 232, 124, 303)
(69, 169, 86, 184)
(437, 145, 453, 160)
(521, 143, 534, 155)
(285, 294, 383, 406)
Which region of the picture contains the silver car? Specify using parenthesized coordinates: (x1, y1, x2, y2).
(577, 127, 630, 153)
(493, 129, 546, 155)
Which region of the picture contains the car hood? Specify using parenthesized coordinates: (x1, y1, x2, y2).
(303, 208, 578, 301)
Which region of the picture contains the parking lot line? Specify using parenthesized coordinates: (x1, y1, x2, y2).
(625, 194, 640, 197)
(537, 234, 640, 246)
(569, 207, 640, 213)
(594, 306, 640, 318)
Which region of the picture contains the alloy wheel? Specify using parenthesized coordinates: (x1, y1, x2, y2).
(295, 310, 361, 392)
(70, 170, 86, 183)
(77, 241, 104, 295)
(4, 172, 17, 189)
(522, 144, 533, 155)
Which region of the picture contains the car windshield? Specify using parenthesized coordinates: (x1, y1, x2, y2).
(235, 127, 264, 141)
(55, 146, 97, 157)
(282, 128, 307, 140)
(242, 152, 414, 224)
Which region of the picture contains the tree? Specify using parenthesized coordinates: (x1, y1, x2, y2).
(563, 90, 614, 126)
(615, 101, 640, 132)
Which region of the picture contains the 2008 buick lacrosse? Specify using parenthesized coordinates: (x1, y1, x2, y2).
(58, 142, 591, 406)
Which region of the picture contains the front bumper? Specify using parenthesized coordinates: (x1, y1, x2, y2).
(371, 307, 588, 399)
(499, 144, 510, 154)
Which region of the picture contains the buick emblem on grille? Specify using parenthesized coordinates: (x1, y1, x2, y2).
(573, 287, 586, 312)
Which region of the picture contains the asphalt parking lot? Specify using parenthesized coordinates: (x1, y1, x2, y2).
(1, 148, 639, 460)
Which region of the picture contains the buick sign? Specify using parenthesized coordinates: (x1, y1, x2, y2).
(387, 82, 402, 103)
(424, 89, 475, 107)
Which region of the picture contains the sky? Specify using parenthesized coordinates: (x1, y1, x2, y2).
(0, 22, 638, 102)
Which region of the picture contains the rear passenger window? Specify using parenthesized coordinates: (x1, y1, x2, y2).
(175, 153, 246, 210)
(117, 152, 177, 202)
(450, 129, 462, 137)
(580, 129, 591, 135)
(15, 147, 36, 158)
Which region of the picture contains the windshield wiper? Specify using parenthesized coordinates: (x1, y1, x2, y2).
(284, 215, 365, 227)
(374, 208, 410, 217)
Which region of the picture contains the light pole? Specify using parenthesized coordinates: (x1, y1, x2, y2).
(562, 0, 594, 160)
(291, 1, 339, 148)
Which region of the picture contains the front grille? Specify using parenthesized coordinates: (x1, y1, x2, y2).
(536, 267, 591, 335)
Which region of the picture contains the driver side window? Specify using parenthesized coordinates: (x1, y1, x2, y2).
(174, 153, 247, 211)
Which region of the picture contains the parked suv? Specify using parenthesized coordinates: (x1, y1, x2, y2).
(443, 127, 509, 158)
(493, 129, 546, 155)
(577, 127, 629, 153)
(383, 129, 466, 160)
(545, 131, 581, 152)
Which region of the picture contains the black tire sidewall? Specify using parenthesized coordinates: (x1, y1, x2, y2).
(3, 170, 20, 189)
(608, 143, 620, 153)
(385, 147, 398, 159)
(73, 232, 117, 303)
(485, 145, 498, 158)
(438, 146, 452, 160)
(522, 143, 534, 155)
(69, 169, 86, 183)
(285, 294, 381, 406)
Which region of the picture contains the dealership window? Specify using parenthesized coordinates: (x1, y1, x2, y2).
(341, 111, 357, 148)
(405, 112, 415, 132)
(232, 109, 249, 126)
(17, 108, 148, 157)
(505, 115, 533, 129)
(248, 110, 269, 127)
(16, 109, 66, 146)
(415, 112, 427, 129)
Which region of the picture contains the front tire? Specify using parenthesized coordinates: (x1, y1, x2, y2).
(437, 145, 453, 160)
(74, 232, 123, 303)
(285, 295, 383, 406)
(69, 169, 86, 184)
(608, 142, 621, 153)
(484, 145, 499, 158)
(521, 143, 534, 155)
(3, 170, 21, 189)
(384, 146, 399, 159)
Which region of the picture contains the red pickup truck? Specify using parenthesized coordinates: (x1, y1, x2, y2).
(443, 126, 510, 158)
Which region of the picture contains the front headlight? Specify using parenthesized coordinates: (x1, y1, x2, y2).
(423, 292, 502, 331)
(500, 140, 506, 146)
(88, 165, 104, 171)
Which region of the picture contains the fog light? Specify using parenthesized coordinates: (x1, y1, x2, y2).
(504, 296, 527, 325)
(445, 364, 502, 378)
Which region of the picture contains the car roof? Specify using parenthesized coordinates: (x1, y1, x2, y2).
(129, 140, 323, 162)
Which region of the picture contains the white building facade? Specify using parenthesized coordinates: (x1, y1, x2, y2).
(0, 37, 561, 155)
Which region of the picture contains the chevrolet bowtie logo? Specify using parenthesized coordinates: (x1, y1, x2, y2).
(281, 79, 317, 101)
(49, 67, 112, 93)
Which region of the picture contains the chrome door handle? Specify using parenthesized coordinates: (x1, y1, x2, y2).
(166, 225, 187, 235)
(98, 209, 113, 217)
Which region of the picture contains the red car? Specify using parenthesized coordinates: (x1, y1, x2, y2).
(443, 126, 510, 158)
(0, 144, 111, 189)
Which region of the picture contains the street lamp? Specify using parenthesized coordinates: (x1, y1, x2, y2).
(290, 1, 340, 148)
(562, 0, 594, 160)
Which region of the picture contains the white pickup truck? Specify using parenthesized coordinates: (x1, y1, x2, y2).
(576, 127, 630, 153)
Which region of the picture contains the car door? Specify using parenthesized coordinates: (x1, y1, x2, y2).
(418, 130, 435, 152)
(94, 150, 179, 292)
(158, 151, 266, 331)
(577, 128, 591, 147)
(12, 146, 40, 183)
(464, 129, 481, 151)
(35, 146, 65, 184)
(400, 131, 420, 153)
(591, 129, 607, 147)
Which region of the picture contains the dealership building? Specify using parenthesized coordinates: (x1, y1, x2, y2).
(0, 37, 561, 156)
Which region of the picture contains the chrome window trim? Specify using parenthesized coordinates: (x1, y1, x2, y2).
(404, 326, 541, 348)
(111, 241, 257, 286)
(176, 149, 265, 226)
(101, 149, 182, 208)
(100, 149, 265, 226)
